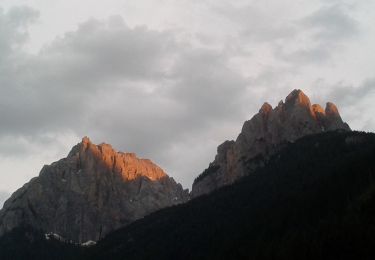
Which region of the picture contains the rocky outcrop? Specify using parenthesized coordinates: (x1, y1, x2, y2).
(0, 137, 189, 243)
(191, 89, 351, 197)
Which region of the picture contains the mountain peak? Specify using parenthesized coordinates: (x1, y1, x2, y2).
(0, 138, 189, 243)
(192, 89, 351, 197)
(72, 138, 167, 181)
(259, 102, 273, 115)
(285, 89, 311, 109)
(82, 136, 91, 145)
(325, 102, 340, 117)
(312, 104, 325, 114)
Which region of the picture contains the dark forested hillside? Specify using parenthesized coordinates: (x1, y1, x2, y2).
(89, 131, 375, 260)
(0, 226, 83, 259)
(1, 131, 375, 260)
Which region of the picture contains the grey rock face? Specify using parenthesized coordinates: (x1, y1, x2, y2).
(0, 137, 189, 243)
(191, 89, 351, 197)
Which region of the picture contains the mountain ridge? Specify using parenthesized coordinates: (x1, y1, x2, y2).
(191, 89, 350, 197)
(3, 131, 372, 259)
(86, 131, 375, 260)
(1, 90, 374, 259)
(0, 137, 188, 243)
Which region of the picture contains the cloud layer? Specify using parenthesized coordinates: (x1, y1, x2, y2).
(0, 1, 374, 197)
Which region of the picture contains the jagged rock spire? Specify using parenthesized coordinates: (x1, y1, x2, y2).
(192, 89, 351, 197)
(285, 89, 312, 109)
(325, 102, 340, 117)
(259, 102, 273, 114)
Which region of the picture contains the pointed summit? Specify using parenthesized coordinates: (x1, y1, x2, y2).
(67, 136, 94, 157)
(324, 102, 350, 131)
(259, 102, 272, 115)
(312, 104, 325, 115)
(325, 102, 340, 117)
(311, 104, 326, 120)
(80, 136, 92, 151)
(285, 89, 311, 109)
(82, 136, 91, 145)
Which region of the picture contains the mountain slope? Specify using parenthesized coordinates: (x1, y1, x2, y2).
(0, 137, 188, 243)
(192, 89, 350, 197)
(88, 131, 375, 260)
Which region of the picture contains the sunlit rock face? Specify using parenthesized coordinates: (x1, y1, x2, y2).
(192, 89, 351, 198)
(0, 137, 189, 243)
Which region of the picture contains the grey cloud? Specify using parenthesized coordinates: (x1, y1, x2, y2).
(328, 79, 375, 104)
(274, 43, 334, 64)
(303, 3, 359, 41)
(210, 2, 360, 66)
(326, 79, 375, 131)
(0, 134, 74, 158)
(0, 6, 39, 55)
(0, 11, 251, 188)
(277, 3, 360, 64)
(39, 16, 177, 82)
(0, 16, 180, 137)
(0, 136, 35, 157)
(0, 1, 373, 191)
(169, 48, 249, 119)
(212, 3, 298, 42)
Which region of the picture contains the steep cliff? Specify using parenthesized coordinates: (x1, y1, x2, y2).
(0, 137, 188, 243)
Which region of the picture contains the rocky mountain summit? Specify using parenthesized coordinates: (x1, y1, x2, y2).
(0, 137, 188, 243)
(191, 89, 351, 197)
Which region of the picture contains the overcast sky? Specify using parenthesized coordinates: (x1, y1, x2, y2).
(0, 0, 374, 208)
